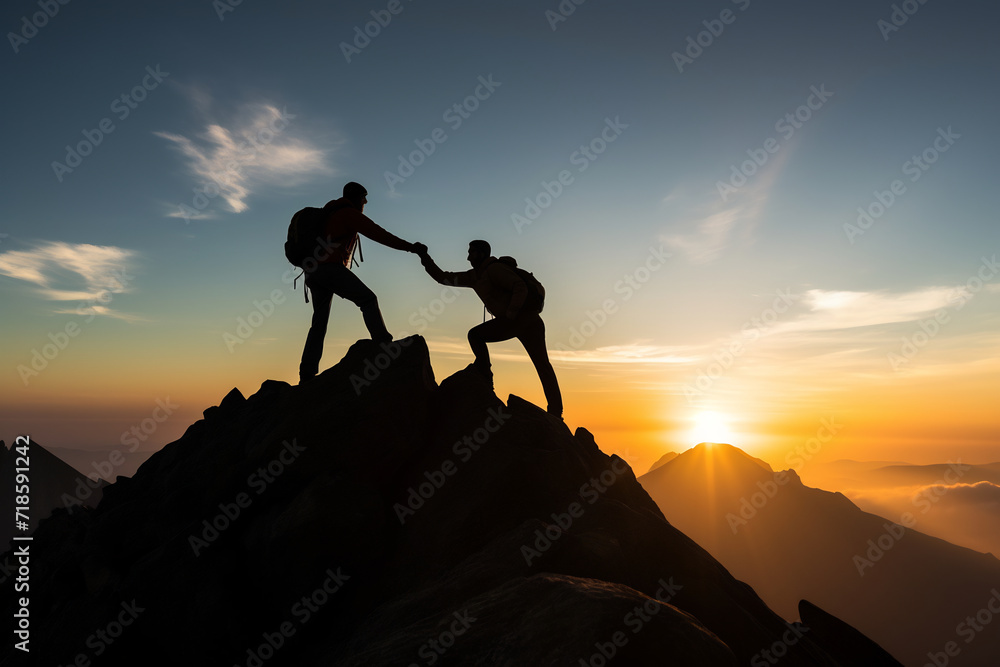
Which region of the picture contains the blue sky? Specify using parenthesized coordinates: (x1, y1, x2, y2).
(2, 0, 999, 469)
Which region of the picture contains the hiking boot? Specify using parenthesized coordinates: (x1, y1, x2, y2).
(464, 362, 494, 390)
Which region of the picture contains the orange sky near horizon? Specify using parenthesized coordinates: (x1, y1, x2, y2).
(14, 342, 999, 475)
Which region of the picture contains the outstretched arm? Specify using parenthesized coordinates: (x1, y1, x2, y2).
(347, 209, 420, 253)
(419, 251, 474, 288)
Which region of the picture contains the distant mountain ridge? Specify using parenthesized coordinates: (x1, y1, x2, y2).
(799, 459, 1000, 557)
(45, 444, 153, 483)
(639, 443, 1000, 667)
(646, 451, 678, 473)
(0, 438, 105, 548)
(808, 460, 1000, 489)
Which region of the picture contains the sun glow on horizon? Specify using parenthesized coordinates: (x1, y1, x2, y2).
(688, 411, 737, 448)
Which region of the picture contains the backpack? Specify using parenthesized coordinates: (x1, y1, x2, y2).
(284, 207, 328, 269)
(496, 256, 545, 313)
(285, 202, 363, 271)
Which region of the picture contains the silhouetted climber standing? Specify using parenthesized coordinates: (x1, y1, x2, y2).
(417, 240, 563, 418)
(297, 182, 423, 384)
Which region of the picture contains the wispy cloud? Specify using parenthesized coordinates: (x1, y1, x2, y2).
(917, 481, 1000, 504)
(583, 287, 959, 367)
(852, 481, 1000, 508)
(662, 145, 792, 263)
(663, 206, 745, 264)
(52, 304, 148, 323)
(412, 284, 987, 384)
(157, 97, 335, 216)
(428, 287, 968, 371)
(770, 287, 959, 336)
(166, 207, 218, 221)
(425, 338, 694, 366)
(516, 285, 984, 404)
(551, 344, 696, 364)
(0, 241, 140, 319)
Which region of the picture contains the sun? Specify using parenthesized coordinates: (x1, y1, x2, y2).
(689, 411, 736, 446)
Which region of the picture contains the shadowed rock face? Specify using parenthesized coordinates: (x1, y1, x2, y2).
(0, 337, 896, 666)
(798, 600, 901, 666)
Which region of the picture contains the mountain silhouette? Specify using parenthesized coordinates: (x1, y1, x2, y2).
(1, 338, 899, 666)
(639, 443, 1000, 667)
(800, 459, 1000, 557)
(0, 438, 105, 548)
(44, 444, 153, 483)
(646, 451, 679, 473)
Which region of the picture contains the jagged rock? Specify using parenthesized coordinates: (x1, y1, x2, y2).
(203, 386, 246, 421)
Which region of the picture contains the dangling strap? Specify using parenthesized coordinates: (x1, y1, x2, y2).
(293, 269, 309, 303)
(350, 237, 364, 269)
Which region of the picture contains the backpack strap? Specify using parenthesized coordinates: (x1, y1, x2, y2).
(351, 236, 364, 268)
(480, 258, 497, 322)
(291, 269, 310, 303)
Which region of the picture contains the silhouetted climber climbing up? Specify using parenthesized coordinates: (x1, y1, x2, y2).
(293, 182, 423, 384)
(417, 240, 563, 418)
